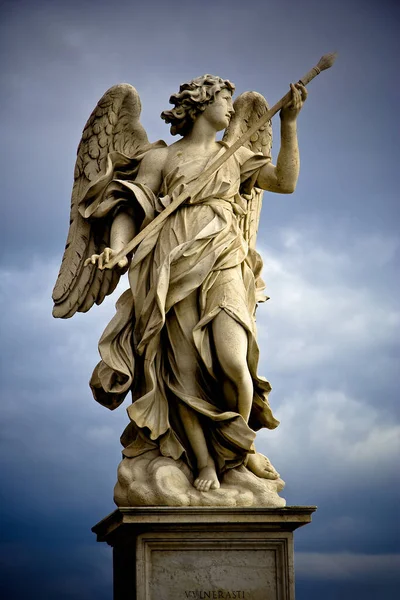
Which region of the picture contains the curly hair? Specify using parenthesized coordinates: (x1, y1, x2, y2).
(161, 74, 235, 136)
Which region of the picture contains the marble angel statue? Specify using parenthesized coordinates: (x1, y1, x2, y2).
(52, 74, 307, 504)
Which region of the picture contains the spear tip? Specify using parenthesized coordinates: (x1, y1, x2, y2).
(317, 52, 338, 72)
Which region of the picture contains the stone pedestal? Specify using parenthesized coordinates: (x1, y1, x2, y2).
(92, 506, 316, 600)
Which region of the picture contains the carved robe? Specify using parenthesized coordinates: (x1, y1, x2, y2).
(82, 144, 279, 474)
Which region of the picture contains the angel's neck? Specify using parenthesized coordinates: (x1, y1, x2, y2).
(184, 118, 218, 149)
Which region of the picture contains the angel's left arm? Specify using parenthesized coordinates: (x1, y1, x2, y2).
(256, 83, 307, 194)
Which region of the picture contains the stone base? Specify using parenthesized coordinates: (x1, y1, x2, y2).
(114, 452, 286, 508)
(93, 506, 316, 600)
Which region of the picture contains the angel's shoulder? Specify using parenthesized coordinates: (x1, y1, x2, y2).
(139, 145, 169, 172)
(235, 145, 256, 166)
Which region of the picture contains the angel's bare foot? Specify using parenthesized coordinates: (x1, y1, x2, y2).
(194, 464, 220, 492)
(247, 453, 279, 480)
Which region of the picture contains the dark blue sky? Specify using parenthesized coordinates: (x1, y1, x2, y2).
(1, 0, 399, 598)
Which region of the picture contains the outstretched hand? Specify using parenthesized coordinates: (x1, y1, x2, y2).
(280, 83, 308, 122)
(84, 248, 128, 270)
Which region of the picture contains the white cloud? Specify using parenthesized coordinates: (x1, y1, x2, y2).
(296, 552, 400, 582)
(252, 230, 399, 489)
(0, 257, 129, 380)
(257, 229, 399, 373)
(1, 229, 399, 512)
(257, 387, 400, 488)
(85, 425, 119, 445)
(0, 259, 129, 489)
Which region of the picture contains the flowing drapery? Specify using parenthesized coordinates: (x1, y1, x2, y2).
(82, 145, 279, 473)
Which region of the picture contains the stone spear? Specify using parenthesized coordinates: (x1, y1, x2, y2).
(104, 53, 337, 270)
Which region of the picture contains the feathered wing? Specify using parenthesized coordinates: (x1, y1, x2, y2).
(52, 84, 157, 318)
(223, 91, 272, 249)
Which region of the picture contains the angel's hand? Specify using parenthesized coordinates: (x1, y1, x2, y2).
(84, 248, 129, 270)
(280, 83, 308, 122)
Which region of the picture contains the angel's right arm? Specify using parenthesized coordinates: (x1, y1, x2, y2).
(255, 84, 307, 194)
(134, 147, 167, 194)
(87, 209, 137, 269)
(91, 148, 167, 268)
(110, 148, 166, 254)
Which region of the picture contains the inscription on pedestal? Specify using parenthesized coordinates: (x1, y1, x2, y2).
(93, 507, 316, 600)
(137, 534, 288, 600)
(184, 592, 246, 599)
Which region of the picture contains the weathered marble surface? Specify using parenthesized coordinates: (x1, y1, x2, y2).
(53, 74, 307, 503)
(114, 450, 285, 508)
(92, 506, 316, 600)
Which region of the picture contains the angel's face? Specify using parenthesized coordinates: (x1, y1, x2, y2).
(201, 89, 234, 132)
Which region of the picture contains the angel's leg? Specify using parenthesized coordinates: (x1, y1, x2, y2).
(212, 310, 278, 480)
(167, 292, 219, 492)
(177, 403, 220, 491)
(212, 310, 253, 422)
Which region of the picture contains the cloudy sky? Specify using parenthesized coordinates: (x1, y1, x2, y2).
(1, 0, 399, 598)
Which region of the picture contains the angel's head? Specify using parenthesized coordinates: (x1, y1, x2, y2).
(161, 74, 235, 136)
